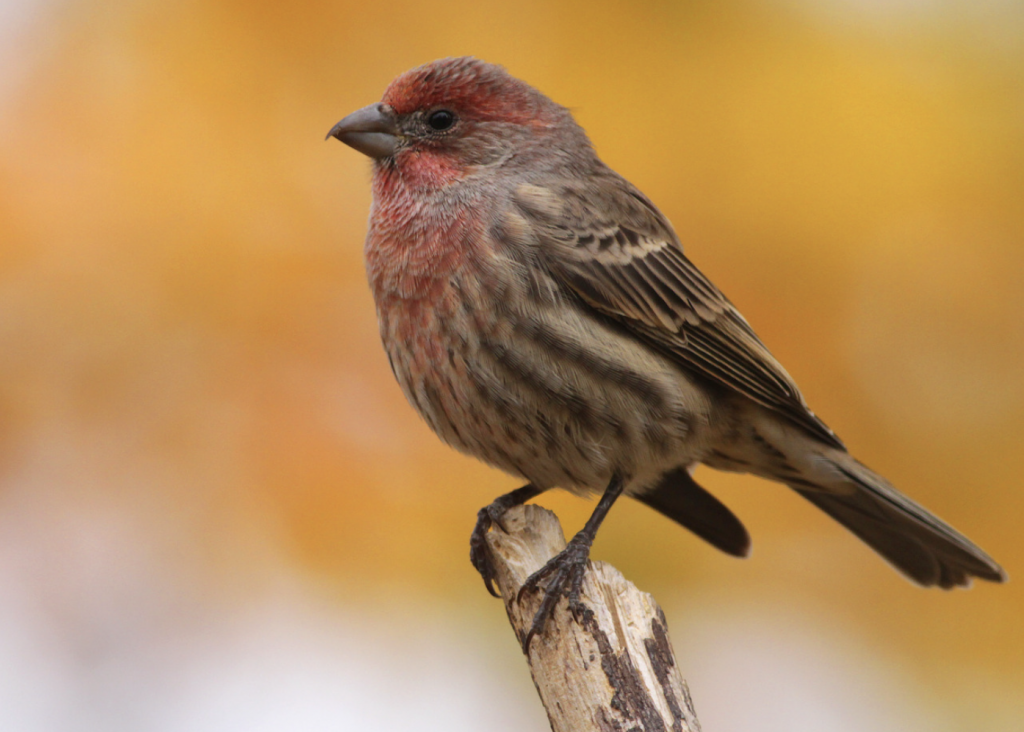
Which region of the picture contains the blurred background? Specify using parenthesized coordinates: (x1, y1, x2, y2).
(1, 0, 1022, 729)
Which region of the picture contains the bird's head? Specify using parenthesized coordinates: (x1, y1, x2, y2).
(328, 57, 586, 188)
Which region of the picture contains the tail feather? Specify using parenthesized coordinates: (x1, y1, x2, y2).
(635, 467, 751, 557)
(792, 457, 1006, 588)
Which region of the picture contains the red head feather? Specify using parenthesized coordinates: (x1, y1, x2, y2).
(382, 57, 554, 126)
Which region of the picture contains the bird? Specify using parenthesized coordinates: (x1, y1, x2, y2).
(327, 57, 1005, 650)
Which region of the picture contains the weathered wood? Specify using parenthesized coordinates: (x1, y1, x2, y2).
(485, 504, 702, 732)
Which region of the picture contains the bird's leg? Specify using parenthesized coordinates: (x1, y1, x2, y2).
(470, 483, 545, 597)
(517, 475, 626, 653)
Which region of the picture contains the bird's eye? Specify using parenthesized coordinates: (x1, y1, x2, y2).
(427, 110, 456, 131)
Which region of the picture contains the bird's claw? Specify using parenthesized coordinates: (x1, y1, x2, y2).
(470, 484, 543, 598)
(516, 536, 593, 653)
(469, 502, 511, 597)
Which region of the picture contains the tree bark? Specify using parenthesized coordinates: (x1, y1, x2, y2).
(484, 503, 702, 732)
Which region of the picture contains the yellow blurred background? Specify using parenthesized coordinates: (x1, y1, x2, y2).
(1, 0, 1021, 729)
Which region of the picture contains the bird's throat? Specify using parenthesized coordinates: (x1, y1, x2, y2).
(365, 170, 486, 305)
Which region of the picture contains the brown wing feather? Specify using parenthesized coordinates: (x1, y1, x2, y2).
(512, 177, 844, 450)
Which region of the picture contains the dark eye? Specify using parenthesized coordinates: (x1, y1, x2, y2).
(427, 109, 456, 131)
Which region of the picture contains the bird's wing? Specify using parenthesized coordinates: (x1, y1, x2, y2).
(507, 176, 843, 449)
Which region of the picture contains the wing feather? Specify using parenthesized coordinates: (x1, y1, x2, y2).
(510, 177, 843, 449)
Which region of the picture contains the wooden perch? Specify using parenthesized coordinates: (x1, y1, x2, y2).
(484, 504, 702, 732)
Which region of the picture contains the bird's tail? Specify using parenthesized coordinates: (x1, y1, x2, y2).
(725, 409, 1007, 588)
(788, 449, 1005, 588)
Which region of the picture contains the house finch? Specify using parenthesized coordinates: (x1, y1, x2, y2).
(328, 57, 1005, 648)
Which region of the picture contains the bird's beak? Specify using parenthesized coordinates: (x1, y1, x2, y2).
(326, 103, 399, 159)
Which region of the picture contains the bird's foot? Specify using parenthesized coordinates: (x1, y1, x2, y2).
(516, 533, 593, 653)
(469, 503, 509, 597)
(470, 484, 542, 597)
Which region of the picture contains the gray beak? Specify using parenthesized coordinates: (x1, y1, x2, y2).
(326, 103, 399, 159)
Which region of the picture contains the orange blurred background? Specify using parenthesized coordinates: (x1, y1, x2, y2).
(1, 0, 1021, 729)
